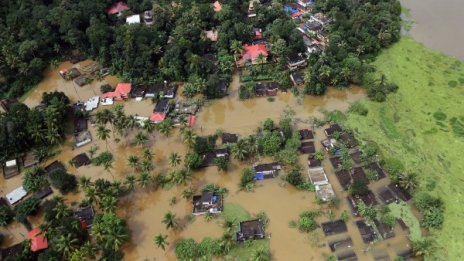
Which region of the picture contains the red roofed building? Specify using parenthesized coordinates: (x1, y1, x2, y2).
(28, 228, 48, 252)
(107, 1, 129, 15)
(237, 44, 268, 67)
(150, 113, 166, 123)
(102, 83, 132, 100)
(213, 1, 222, 12)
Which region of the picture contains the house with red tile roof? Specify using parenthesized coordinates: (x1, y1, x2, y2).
(102, 83, 132, 100)
(107, 1, 129, 15)
(237, 44, 268, 67)
(28, 228, 48, 252)
(213, 1, 222, 12)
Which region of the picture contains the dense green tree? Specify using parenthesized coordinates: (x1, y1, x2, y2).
(92, 213, 129, 252)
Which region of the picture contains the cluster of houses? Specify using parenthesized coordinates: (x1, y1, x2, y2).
(106, 1, 154, 26)
(1, 159, 95, 259)
(59, 61, 106, 87)
(315, 124, 413, 260)
(283, 1, 332, 54)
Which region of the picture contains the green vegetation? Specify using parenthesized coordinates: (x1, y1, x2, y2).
(345, 37, 464, 260)
(22, 166, 48, 192)
(48, 169, 77, 194)
(291, 210, 320, 233)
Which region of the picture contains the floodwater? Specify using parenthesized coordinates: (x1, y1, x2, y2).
(1, 61, 416, 260)
(401, 0, 464, 60)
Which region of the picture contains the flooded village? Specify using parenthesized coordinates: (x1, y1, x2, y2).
(0, 0, 425, 261)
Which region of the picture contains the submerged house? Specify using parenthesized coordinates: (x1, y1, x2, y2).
(299, 129, 314, 140)
(150, 100, 170, 123)
(201, 149, 230, 167)
(102, 83, 132, 100)
(321, 219, 348, 236)
(236, 219, 265, 242)
(143, 10, 154, 25)
(290, 71, 305, 86)
(74, 117, 92, 148)
(28, 228, 48, 252)
(32, 186, 53, 200)
(308, 167, 328, 186)
(126, 14, 140, 24)
(72, 153, 91, 168)
(253, 163, 281, 180)
(192, 192, 223, 215)
(299, 141, 315, 154)
(356, 220, 377, 243)
(130, 86, 146, 101)
(59, 68, 81, 80)
(255, 82, 280, 97)
(84, 96, 99, 111)
(145, 82, 177, 99)
(324, 123, 343, 137)
(237, 44, 269, 67)
(75, 206, 95, 229)
(174, 101, 199, 115)
(6, 186, 27, 205)
(222, 133, 239, 144)
(287, 53, 307, 70)
(307, 154, 322, 168)
(23, 152, 39, 169)
(2, 159, 19, 179)
(107, 1, 129, 16)
(45, 160, 66, 173)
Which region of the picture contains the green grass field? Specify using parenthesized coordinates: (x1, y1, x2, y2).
(345, 37, 464, 260)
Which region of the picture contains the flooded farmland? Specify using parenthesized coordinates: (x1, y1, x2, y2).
(400, 0, 464, 60)
(1, 62, 419, 260)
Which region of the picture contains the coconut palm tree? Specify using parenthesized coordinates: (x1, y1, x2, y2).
(231, 140, 249, 161)
(158, 119, 172, 137)
(230, 40, 243, 65)
(124, 175, 137, 191)
(220, 232, 234, 254)
(80, 241, 97, 260)
(54, 201, 70, 219)
(162, 211, 177, 230)
(143, 148, 154, 161)
(96, 125, 111, 150)
(250, 248, 271, 261)
(169, 152, 181, 167)
(84, 187, 97, 205)
(101, 195, 117, 213)
(55, 233, 79, 258)
(133, 132, 148, 147)
(153, 233, 168, 250)
(138, 172, 151, 188)
(127, 155, 140, 171)
(182, 129, 197, 148)
(399, 172, 417, 192)
(78, 176, 92, 191)
(141, 159, 154, 173)
(143, 119, 156, 134)
(126, 115, 138, 130)
(255, 53, 267, 73)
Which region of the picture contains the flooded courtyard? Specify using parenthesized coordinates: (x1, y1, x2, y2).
(1, 62, 418, 260)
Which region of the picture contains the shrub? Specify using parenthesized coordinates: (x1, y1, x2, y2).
(184, 152, 203, 170)
(382, 158, 404, 182)
(0, 205, 14, 226)
(194, 135, 216, 154)
(414, 192, 444, 229)
(297, 211, 319, 232)
(286, 170, 304, 187)
(48, 169, 77, 194)
(92, 151, 113, 167)
(349, 180, 369, 196)
(22, 167, 48, 192)
(175, 238, 197, 260)
(214, 157, 229, 172)
(348, 102, 368, 116)
(100, 84, 114, 94)
(197, 237, 222, 257)
(239, 82, 255, 100)
(239, 168, 255, 191)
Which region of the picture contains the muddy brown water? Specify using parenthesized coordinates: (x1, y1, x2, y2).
(1, 62, 415, 260)
(401, 0, 464, 60)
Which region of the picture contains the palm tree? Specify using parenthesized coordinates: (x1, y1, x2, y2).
(143, 119, 157, 134)
(138, 172, 151, 188)
(153, 234, 168, 250)
(158, 119, 172, 137)
(143, 148, 154, 161)
(96, 125, 111, 150)
(255, 53, 267, 73)
(54, 201, 70, 219)
(124, 175, 137, 191)
(55, 234, 79, 258)
(170, 169, 191, 185)
(141, 159, 154, 173)
(78, 176, 92, 191)
(162, 211, 177, 230)
(250, 248, 271, 261)
(101, 195, 117, 213)
(133, 132, 148, 147)
(127, 155, 140, 171)
(399, 172, 417, 192)
(220, 232, 234, 254)
(169, 152, 181, 167)
(85, 187, 97, 205)
(230, 40, 243, 65)
(231, 140, 249, 161)
(126, 115, 137, 130)
(80, 241, 97, 260)
(182, 129, 197, 148)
